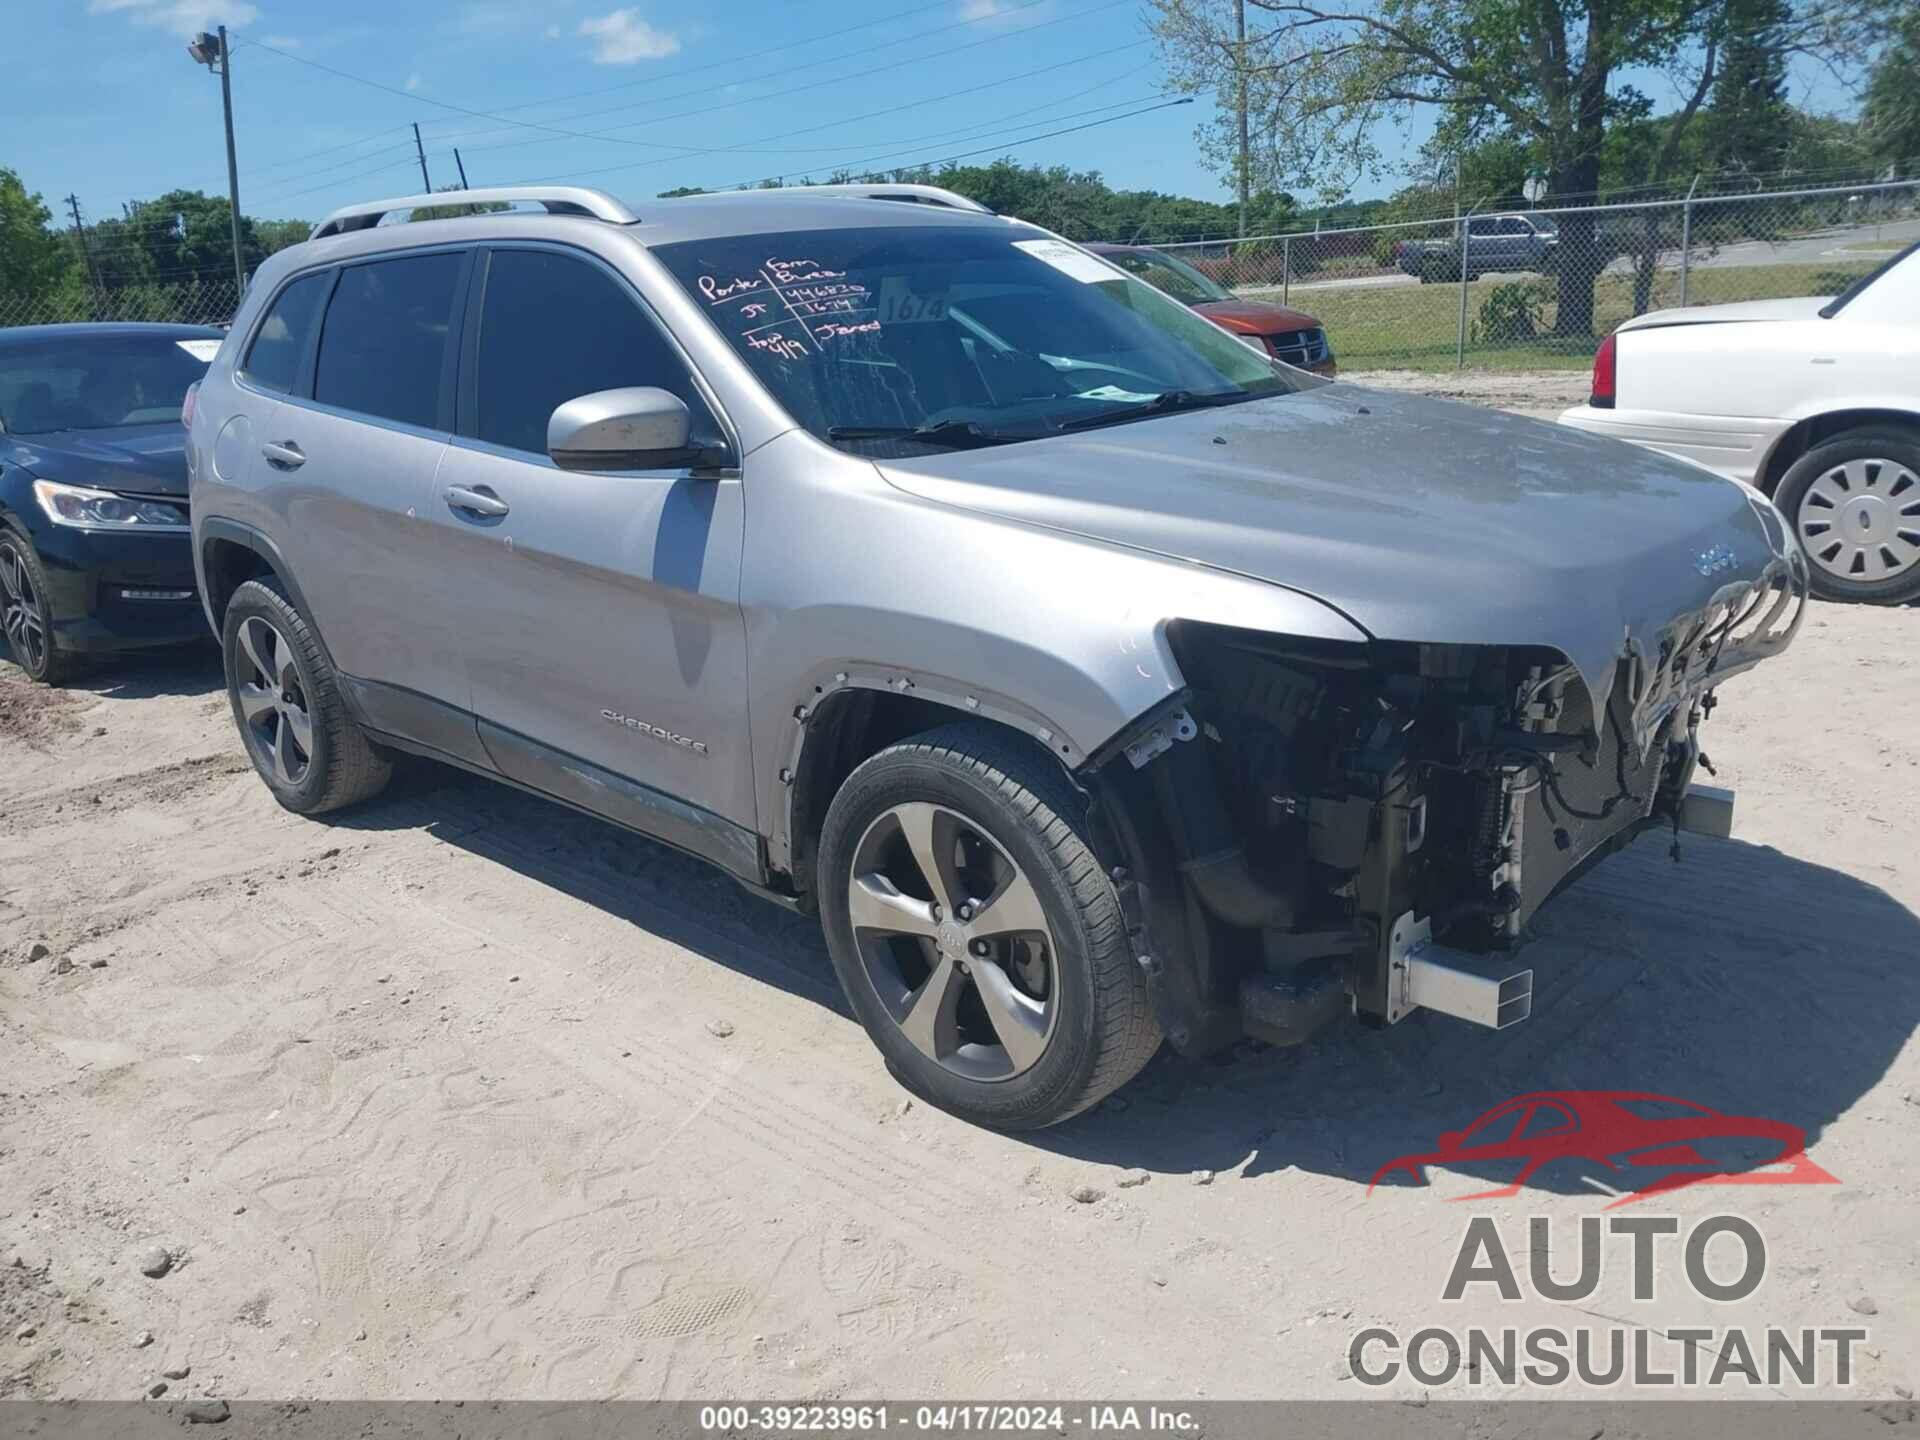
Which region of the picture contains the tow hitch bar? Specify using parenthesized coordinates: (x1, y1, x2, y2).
(1384, 913, 1533, 1029)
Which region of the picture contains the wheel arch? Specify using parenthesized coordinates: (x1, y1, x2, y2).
(778, 673, 1086, 901)
(1754, 407, 1920, 496)
(196, 519, 338, 671)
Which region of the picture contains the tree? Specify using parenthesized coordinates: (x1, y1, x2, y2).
(0, 168, 71, 297)
(1149, 0, 1886, 337)
(254, 219, 311, 256)
(1862, 8, 1920, 170)
(1701, 0, 1795, 174)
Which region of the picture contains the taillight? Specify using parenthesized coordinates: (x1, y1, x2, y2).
(181, 381, 199, 429)
(1589, 333, 1616, 409)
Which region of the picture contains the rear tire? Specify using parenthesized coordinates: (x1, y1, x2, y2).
(221, 577, 390, 814)
(817, 722, 1160, 1130)
(1775, 427, 1920, 605)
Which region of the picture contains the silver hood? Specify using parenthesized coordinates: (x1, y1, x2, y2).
(877, 384, 1805, 716)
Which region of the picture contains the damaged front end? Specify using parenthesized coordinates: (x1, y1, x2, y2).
(1086, 564, 1805, 1056)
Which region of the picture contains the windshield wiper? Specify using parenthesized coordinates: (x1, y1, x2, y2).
(1054, 389, 1244, 433)
(826, 418, 1022, 448)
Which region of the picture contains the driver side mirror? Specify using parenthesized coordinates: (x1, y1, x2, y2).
(548, 386, 724, 471)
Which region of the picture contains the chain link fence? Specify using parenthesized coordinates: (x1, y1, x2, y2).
(0, 278, 242, 332)
(1155, 177, 1919, 373)
(2, 178, 1914, 372)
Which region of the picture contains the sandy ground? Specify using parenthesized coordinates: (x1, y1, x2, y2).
(2, 401, 1916, 1407)
(1347, 368, 1590, 421)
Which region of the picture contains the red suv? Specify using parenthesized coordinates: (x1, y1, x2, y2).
(1084, 243, 1336, 375)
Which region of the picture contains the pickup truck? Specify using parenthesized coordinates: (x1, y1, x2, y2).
(1394, 213, 1561, 282)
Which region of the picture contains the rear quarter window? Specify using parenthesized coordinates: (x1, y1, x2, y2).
(243, 272, 330, 395)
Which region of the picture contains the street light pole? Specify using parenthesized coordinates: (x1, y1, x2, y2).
(218, 28, 243, 295)
(189, 27, 246, 296)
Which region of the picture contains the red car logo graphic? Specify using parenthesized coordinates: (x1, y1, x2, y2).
(1369, 1090, 1840, 1208)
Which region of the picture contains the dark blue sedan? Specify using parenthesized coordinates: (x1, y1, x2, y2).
(0, 323, 220, 683)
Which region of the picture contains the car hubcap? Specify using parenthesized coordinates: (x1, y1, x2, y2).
(235, 616, 313, 785)
(847, 802, 1060, 1082)
(1798, 458, 1920, 584)
(0, 542, 49, 675)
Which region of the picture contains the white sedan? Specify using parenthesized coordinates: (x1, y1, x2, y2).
(1560, 241, 1919, 604)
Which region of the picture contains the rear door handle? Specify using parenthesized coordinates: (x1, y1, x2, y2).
(445, 484, 510, 519)
(261, 440, 305, 470)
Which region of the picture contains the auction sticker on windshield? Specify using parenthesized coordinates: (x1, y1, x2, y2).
(175, 339, 221, 361)
(1012, 237, 1124, 284)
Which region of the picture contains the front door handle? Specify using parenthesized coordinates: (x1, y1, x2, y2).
(445, 484, 510, 519)
(261, 440, 305, 470)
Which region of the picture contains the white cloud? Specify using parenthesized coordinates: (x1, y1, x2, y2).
(958, 0, 1007, 18)
(260, 32, 299, 47)
(544, 23, 561, 38)
(404, 72, 423, 92)
(578, 8, 680, 64)
(88, 0, 261, 38)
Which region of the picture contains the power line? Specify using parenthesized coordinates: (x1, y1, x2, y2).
(459, 0, 1026, 118)
(703, 96, 1196, 193)
(506, 37, 1153, 185)
(425, 0, 1135, 161)
(242, 38, 703, 154)
(235, 0, 1030, 180)
(261, 67, 1159, 213)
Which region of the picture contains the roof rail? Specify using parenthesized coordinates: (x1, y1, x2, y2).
(309, 186, 636, 240)
(765, 183, 993, 214)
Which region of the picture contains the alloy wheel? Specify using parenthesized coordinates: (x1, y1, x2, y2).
(0, 541, 50, 675)
(235, 615, 314, 786)
(1796, 457, 1920, 584)
(847, 801, 1061, 1082)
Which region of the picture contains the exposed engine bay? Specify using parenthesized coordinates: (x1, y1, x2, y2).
(1089, 568, 1804, 1055)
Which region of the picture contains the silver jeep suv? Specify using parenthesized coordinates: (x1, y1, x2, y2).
(188, 184, 1806, 1129)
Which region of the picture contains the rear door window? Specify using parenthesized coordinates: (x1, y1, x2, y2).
(243, 272, 329, 395)
(314, 252, 466, 430)
(467, 247, 717, 457)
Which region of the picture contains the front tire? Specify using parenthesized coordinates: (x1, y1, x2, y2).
(0, 526, 80, 685)
(221, 578, 390, 814)
(1776, 427, 1920, 605)
(817, 722, 1160, 1130)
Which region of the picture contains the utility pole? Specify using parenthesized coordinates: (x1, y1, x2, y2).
(413, 124, 433, 191)
(453, 148, 470, 189)
(187, 27, 247, 295)
(65, 195, 101, 290)
(1235, 0, 1250, 239)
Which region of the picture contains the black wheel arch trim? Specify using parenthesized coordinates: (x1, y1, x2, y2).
(197, 518, 339, 674)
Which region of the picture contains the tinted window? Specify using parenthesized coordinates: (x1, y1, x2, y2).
(0, 335, 213, 434)
(244, 272, 328, 394)
(314, 252, 464, 429)
(471, 248, 713, 456)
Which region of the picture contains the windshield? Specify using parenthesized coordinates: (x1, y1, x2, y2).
(653, 225, 1303, 452)
(0, 334, 215, 435)
(1101, 247, 1232, 305)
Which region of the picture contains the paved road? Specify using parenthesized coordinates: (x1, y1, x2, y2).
(1248, 214, 1920, 299)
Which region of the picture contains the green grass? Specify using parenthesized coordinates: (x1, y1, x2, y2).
(1255, 259, 1879, 373)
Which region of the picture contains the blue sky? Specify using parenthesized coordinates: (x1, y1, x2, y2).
(13, 0, 1867, 229)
